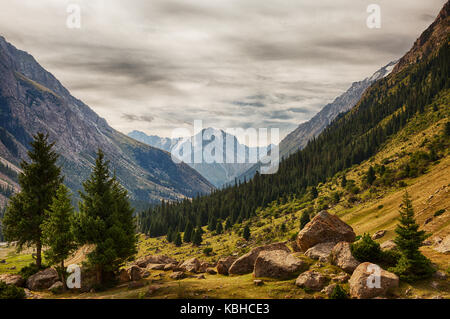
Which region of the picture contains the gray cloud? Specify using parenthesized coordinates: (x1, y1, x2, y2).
(0, 0, 445, 145)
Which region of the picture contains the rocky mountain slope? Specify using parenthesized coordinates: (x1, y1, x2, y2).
(0, 36, 214, 206)
(129, 128, 261, 187)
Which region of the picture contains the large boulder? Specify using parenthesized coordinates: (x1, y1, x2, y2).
(305, 242, 335, 262)
(229, 242, 291, 275)
(216, 256, 237, 275)
(329, 242, 360, 273)
(295, 270, 328, 291)
(296, 211, 356, 251)
(254, 250, 307, 279)
(127, 265, 142, 281)
(118, 268, 131, 283)
(134, 255, 178, 268)
(0, 274, 25, 287)
(179, 258, 201, 273)
(27, 268, 59, 291)
(349, 262, 399, 299)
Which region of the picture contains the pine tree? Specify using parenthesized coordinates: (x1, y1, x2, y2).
(310, 186, 318, 199)
(41, 185, 77, 287)
(3, 133, 62, 268)
(341, 174, 347, 187)
(183, 222, 194, 243)
(73, 149, 137, 285)
(216, 220, 223, 234)
(192, 227, 202, 246)
(300, 211, 310, 230)
(366, 166, 376, 185)
(225, 218, 232, 231)
(390, 192, 434, 282)
(243, 225, 251, 241)
(174, 232, 182, 247)
(167, 227, 173, 243)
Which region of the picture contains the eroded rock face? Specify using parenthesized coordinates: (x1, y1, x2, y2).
(305, 242, 336, 262)
(26, 268, 59, 291)
(134, 255, 178, 268)
(349, 262, 399, 299)
(0, 274, 25, 287)
(253, 250, 307, 279)
(229, 242, 291, 275)
(329, 242, 360, 274)
(295, 270, 328, 291)
(216, 256, 237, 275)
(179, 258, 201, 273)
(296, 211, 356, 251)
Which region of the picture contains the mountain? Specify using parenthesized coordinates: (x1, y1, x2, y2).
(138, 1, 449, 237)
(128, 128, 262, 187)
(237, 60, 398, 182)
(0, 36, 214, 206)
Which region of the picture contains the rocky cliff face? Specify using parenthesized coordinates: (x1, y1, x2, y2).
(0, 36, 214, 205)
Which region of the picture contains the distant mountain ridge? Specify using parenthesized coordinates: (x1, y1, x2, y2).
(237, 59, 398, 182)
(128, 128, 264, 187)
(0, 36, 214, 206)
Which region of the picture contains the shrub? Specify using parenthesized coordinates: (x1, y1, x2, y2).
(434, 209, 445, 217)
(203, 247, 213, 256)
(351, 234, 382, 262)
(330, 284, 348, 299)
(0, 282, 26, 299)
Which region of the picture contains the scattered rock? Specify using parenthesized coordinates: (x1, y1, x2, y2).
(380, 240, 397, 251)
(321, 283, 338, 297)
(433, 270, 447, 280)
(48, 281, 64, 294)
(253, 250, 307, 279)
(146, 285, 160, 296)
(349, 262, 399, 299)
(195, 274, 206, 280)
(424, 217, 433, 225)
(134, 255, 178, 268)
(296, 211, 356, 251)
(179, 258, 201, 273)
(372, 230, 386, 240)
(206, 268, 217, 275)
(128, 281, 145, 289)
(329, 242, 360, 273)
(0, 273, 25, 287)
(141, 271, 151, 278)
(216, 256, 237, 275)
(295, 271, 328, 291)
(331, 273, 350, 283)
(118, 269, 131, 283)
(253, 279, 264, 286)
(305, 242, 335, 262)
(434, 235, 450, 254)
(146, 264, 166, 271)
(170, 271, 186, 280)
(0, 259, 5, 264)
(128, 265, 142, 282)
(229, 242, 290, 275)
(24, 288, 41, 299)
(163, 263, 179, 271)
(26, 268, 59, 291)
(431, 281, 440, 289)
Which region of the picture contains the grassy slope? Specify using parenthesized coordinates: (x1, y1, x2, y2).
(0, 91, 449, 299)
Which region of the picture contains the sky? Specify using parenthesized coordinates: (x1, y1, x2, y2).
(0, 0, 446, 145)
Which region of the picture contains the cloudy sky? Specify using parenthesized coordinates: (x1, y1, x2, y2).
(0, 0, 446, 144)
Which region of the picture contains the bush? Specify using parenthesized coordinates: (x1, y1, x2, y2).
(330, 284, 348, 299)
(389, 253, 435, 282)
(0, 282, 26, 299)
(434, 209, 445, 217)
(351, 234, 382, 262)
(203, 247, 213, 256)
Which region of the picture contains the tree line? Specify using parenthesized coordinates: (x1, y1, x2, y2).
(138, 37, 450, 238)
(1, 133, 137, 288)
